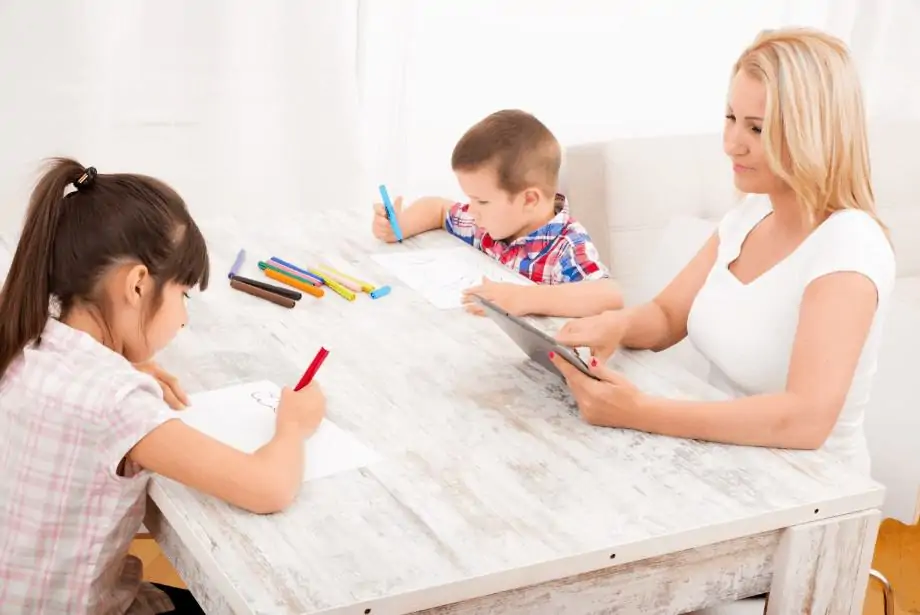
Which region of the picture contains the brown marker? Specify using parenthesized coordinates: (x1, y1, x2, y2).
(230, 278, 296, 309)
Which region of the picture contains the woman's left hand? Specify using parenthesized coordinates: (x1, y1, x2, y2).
(134, 361, 189, 410)
(548, 352, 643, 427)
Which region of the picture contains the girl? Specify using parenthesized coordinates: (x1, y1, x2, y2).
(0, 159, 326, 614)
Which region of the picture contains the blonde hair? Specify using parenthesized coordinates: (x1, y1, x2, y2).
(734, 28, 886, 231)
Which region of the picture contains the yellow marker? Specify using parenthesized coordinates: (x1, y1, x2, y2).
(307, 268, 356, 301)
(313, 266, 362, 293)
(317, 265, 376, 293)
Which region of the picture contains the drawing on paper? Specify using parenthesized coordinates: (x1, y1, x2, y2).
(181, 380, 382, 482)
(371, 247, 529, 310)
(251, 390, 280, 411)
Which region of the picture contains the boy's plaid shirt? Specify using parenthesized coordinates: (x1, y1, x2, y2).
(445, 194, 609, 284)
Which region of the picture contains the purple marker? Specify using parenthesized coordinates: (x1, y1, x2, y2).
(228, 249, 246, 279)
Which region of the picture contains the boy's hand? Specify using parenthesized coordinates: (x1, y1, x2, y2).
(134, 361, 188, 409)
(372, 196, 403, 243)
(463, 278, 529, 317)
(276, 383, 326, 439)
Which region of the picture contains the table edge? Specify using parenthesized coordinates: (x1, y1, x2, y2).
(149, 477, 883, 615)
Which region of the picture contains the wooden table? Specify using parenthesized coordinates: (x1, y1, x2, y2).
(4, 201, 879, 615)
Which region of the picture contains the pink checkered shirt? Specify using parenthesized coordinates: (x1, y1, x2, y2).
(444, 194, 608, 284)
(0, 318, 177, 614)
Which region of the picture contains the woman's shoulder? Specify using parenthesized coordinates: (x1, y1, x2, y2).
(715, 193, 772, 250)
(807, 208, 896, 295)
(718, 194, 771, 233)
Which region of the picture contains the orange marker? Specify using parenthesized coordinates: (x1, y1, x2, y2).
(264, 268, 325, 298)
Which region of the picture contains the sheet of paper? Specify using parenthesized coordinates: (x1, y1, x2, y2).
(371, 246, 529, 309)
(180, 381, 381, 482)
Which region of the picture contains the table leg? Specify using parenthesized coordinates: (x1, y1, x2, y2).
(765, 509, 880, 615)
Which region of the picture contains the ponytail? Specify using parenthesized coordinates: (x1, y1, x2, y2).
(0, 158, 85, 377)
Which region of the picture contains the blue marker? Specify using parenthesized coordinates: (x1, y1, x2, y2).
(228, 249, 246, 279)
(369, 285, 391, 300)
(378, 184, 404, 243)
(269, 257, 324, 285)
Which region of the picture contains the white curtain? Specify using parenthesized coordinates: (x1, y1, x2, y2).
(0, 0, 363, 233)
(356, 0, 920, 202)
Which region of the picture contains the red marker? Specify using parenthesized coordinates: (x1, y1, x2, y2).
(294, 347, 330, 391)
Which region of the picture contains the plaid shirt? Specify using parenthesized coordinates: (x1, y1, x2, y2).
(444, 194, 608, 284)
(0, 318, 176, 614)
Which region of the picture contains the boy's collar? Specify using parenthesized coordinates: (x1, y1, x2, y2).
(499, 193, 571, 252)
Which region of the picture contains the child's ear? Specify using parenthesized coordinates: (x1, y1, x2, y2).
(521, 188, 541, 209)
(124, 264, 151, 308)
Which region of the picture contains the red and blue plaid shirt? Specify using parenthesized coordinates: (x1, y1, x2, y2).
(444, 194, 608, 285)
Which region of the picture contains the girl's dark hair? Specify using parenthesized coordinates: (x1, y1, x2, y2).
(0, 158, 210, 377)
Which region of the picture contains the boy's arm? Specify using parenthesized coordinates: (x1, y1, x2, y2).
(462, 225, 620, 318)
(399, 196, 455, 238)
(374, 196, 455, 242)
(517, 278, 623, 317)
(522, 236, 622, 316)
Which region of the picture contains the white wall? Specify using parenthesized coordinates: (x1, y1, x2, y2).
(358, 0, 920, 203)
(0, 0, 363, 235)
(359, 1, 830, 201)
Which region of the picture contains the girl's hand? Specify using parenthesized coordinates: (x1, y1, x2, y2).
(134, 361, 188, 409)
(276, 383, 326, 438)
(548, 352, 644, 428)
(555, 309, 628, 362)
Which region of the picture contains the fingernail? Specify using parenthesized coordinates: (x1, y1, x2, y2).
(591, 358, 598, 367)
(548, 351, 555, 359)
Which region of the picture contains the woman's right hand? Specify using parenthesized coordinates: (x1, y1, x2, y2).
(555, 309, 628, 362)
(276, 383, 326, 438)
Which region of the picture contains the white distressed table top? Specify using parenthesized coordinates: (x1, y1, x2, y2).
(0, 204, 883, 615)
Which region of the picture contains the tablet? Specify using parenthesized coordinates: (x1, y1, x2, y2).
(475, 296, 600, 381)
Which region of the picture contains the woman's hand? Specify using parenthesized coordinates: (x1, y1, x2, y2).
(548, 352, 644, 428)
(554, 309, 628, 362)
(134, 361, 188, 409)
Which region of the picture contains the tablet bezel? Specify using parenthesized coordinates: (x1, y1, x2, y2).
(475, 296, 600, 381)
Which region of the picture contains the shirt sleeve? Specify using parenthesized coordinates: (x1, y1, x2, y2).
(99, 371, 178, 478)
(553, 237, 610, 284)
(806, 210, 896, 302)
(444, 202, 483, 250)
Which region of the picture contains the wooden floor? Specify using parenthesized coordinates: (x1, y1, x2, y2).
(132, 518, 920, 614)
(864, 519, 920, 615)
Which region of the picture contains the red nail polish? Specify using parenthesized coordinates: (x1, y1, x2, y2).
(591, 358, 598, 367)
(548, 351, 555, 359)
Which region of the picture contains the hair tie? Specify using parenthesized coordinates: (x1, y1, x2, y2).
(73, 166, 97, 191)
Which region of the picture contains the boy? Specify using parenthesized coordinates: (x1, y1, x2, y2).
(371, 109, 622, 318)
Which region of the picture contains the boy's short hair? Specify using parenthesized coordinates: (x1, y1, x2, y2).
(451, 109, 561, 197)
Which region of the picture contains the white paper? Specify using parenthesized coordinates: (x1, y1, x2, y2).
(371, 246, 529, 309)
(180, 381, 381, 482)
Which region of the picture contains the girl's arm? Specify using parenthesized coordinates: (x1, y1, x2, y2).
(128, 384, 323, 514)
(129, 420, 304, 514)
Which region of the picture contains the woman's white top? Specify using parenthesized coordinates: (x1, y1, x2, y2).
(687, 194, 896, 474)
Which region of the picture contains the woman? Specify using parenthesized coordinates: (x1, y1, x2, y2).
(552, 28, 893, 476)
(551, 26, 893, 614)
